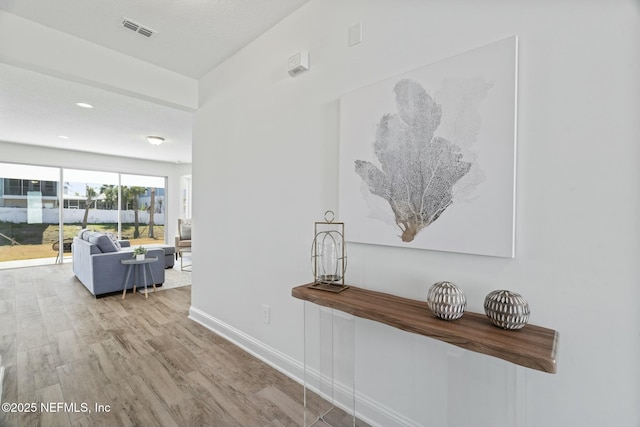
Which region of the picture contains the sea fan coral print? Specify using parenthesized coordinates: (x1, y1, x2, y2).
(354, 79, 472, 242)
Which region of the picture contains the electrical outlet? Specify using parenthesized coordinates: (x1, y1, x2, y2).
(262, 304, 270, 324)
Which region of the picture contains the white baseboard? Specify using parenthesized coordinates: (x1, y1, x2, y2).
(189, 306, 305, 382)
(189, 306, 421, 427)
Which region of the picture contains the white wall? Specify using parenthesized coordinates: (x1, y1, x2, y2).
(0, 141, 190, 244)
(191, 1, 640, 426)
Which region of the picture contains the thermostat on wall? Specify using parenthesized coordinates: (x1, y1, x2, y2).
(288, 51, 310, 77)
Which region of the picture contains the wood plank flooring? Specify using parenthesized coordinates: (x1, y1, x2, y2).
(0, 264, 359, 427)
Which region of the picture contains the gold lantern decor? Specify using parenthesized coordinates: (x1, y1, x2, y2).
(310, 210, 349, 293)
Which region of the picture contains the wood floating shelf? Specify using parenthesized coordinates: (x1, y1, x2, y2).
(292, 283, 558, 374)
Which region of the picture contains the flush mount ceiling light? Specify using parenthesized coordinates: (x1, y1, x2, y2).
(146, 136, 164, 146)
(75, 102, 93, 109)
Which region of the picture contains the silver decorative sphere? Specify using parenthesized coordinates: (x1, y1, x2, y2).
(484, 290, 530, 330)
(427, 281, 466, 320)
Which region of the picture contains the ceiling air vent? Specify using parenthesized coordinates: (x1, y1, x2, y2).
(137, 27, 154, 38)
(121, 18, 156, 38)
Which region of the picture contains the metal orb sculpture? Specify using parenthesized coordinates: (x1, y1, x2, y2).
(427, 281, 466, 321)
(484, 290, 530, 330)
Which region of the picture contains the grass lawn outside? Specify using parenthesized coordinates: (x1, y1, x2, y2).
(0, 222, 165, 262)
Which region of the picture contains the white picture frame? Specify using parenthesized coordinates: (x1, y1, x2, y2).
(339, 36, 518, 258)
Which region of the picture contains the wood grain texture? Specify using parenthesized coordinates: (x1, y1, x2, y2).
(0, 264, 365, 427)
(293, 283, 559, 373)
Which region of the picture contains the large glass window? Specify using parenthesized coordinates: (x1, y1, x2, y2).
(0, 163, 167, 267)
(181, 175, 192, 219)
(0, 163, 60, 263)
(62, 169, 120, 245)
(121, 174, 165, 246)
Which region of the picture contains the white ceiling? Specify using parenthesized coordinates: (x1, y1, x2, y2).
(0, 0, 311, 163)
(0, 62, 195, 163)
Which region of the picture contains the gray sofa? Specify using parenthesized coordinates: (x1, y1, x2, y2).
(72, 230, 166, 297)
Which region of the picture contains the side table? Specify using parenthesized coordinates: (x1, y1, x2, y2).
(121, 256, 158, 299)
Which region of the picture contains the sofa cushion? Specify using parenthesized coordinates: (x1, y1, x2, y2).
(78, 228, 90, 239)
(106, 232, 122, 250)
(87, 232, 119, 253)
(177, 240, 191, 247)
(180, 221, 192, 240)
(141, 244, 175, 268)
(72, 236, 165, 297)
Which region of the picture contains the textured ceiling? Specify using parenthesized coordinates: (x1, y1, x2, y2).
(0, 0, 311, 163)
(0, 0, 311, 79)
(0, 63, 194, 163)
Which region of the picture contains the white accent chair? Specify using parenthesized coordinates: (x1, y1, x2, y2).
(174, 218, 192, 260)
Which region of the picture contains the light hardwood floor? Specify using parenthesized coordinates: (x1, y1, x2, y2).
(0, 264, 359, 427)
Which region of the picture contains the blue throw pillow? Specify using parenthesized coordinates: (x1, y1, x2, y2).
(106, 232, 122, 251)
(88, 232, 119, 253)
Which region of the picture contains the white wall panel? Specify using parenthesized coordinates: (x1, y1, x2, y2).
(192, 1, 640, 425)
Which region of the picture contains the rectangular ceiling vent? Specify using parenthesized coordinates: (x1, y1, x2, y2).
(122, 18, 156, 38)
(137, 27, 154, 38)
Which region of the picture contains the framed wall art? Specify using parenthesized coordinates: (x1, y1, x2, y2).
(339, 36, 517, 258)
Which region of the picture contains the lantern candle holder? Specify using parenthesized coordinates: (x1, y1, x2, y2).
(310, 210, 349, 293)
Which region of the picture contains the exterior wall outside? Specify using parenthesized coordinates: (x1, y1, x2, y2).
(137, 194, 166, 213)
(0, 197, 58, 209)
(0, 207, 165, 225)
(0, 179, 58, 208)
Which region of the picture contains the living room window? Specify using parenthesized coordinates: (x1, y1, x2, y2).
(181, 175, 192, 219)
(0, 162, 167, 267)
(121, 174, 166, 246)
(62, 168, 120, 247)
(0, 163, 60, 264)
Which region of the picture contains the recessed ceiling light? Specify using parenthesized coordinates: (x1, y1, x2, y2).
(75, 102, 94, 109)
(58, 135, 69, 139)
(146, 136, 164, 146)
